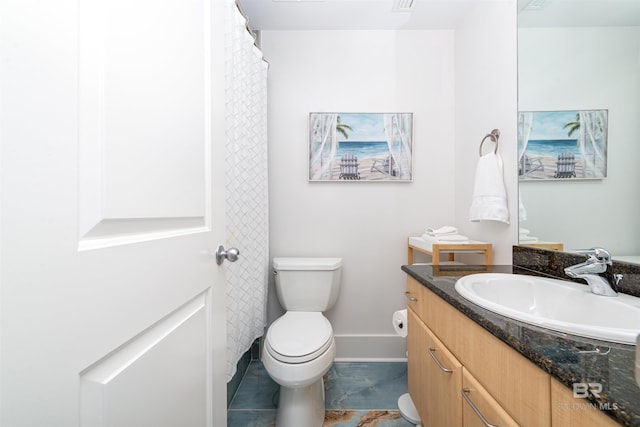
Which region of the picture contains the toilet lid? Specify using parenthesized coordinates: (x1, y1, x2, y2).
(266, 312, 333, 364)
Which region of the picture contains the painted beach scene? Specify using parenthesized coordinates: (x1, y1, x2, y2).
(518, 110, 608, 180)
(308, 113, 413, 182)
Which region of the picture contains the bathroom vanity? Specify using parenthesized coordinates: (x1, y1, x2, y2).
(402, 264, 640, 427)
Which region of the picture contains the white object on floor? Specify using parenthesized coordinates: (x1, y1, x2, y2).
(469, 152, 510, 224)
(398, 393, 422, 426)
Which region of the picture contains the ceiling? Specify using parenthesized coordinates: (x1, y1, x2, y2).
(238, 0, 484, 31)
(238, 0, 640, 31)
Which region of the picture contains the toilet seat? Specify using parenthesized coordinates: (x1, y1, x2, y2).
(266, 312, 333, 364)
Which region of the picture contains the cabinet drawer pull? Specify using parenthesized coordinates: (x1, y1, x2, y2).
(461, 388, 499, 427)
(427, 348, 453, 373)
(404, 291, 418, 302)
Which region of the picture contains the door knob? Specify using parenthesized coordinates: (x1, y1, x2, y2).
(215, 245, 240, 265)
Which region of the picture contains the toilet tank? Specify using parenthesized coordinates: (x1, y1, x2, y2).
(272, 257, 342, 312)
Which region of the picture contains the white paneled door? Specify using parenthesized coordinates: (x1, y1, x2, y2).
(1, 0, 228, 426)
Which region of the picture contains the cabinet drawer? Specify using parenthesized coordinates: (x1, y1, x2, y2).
(462, 368, 519, 427)
(406, 277, 426, 319)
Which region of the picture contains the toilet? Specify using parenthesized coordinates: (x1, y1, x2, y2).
(262, 257, 343, 427)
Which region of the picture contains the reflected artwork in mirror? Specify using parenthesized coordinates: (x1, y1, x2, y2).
(518, 110, 608, 181)
(517, 1, 640, 263)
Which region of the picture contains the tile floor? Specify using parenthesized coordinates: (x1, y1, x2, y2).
(227, 361, 415, 427)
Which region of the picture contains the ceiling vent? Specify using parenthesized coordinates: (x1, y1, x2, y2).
(392, 0, 414, 12)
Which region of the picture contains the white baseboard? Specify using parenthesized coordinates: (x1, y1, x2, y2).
(333, 334, 407, 362)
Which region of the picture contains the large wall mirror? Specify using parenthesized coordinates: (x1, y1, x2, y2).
(517, 0, 640, 264)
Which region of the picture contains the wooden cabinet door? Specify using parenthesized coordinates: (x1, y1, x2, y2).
(408, 306, 463, 427)
(422, 284, 551, 427)
(424, 322, 463, 427)
(551, 379, 619, 427)
(462, 368, 519, 427)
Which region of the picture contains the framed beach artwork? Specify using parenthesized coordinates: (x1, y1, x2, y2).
(308, 112, 413, 182)
(518, 109, 608, 181)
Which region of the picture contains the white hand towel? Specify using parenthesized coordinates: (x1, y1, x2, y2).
(469, 152, 510, 224)
(425, 225, 458, 236)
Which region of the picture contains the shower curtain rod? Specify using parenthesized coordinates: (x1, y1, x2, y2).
(234, 0, 257, 40)
(234, 0, 269, 66)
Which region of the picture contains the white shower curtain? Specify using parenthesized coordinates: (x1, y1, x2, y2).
(224, 0, 269, 381)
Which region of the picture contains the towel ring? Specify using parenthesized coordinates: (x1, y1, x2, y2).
(479, 129, 500, 156)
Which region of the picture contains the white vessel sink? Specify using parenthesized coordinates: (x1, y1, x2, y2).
(454, 273, 640, 345)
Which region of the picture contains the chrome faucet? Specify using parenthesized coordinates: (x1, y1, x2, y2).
(564, 247, 622, 297)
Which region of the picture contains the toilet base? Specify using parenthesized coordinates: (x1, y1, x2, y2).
(276, 377, 325, 427)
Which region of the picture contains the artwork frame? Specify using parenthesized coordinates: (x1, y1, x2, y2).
(518, 109, 608, 181)
(308, 112, 414, 182)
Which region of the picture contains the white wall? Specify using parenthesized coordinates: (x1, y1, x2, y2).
(263, 30, 456, 359)
(454, 1, 519, 264)
(262, 8, 518, 359)
(518, 27, 640, 255)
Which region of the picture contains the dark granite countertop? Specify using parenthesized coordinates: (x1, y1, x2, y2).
(401, 264, 640, 427)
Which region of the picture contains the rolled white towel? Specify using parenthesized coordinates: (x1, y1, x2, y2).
(422, 233, 469, 243)
(519, 227, 531, 236)
(519, 235, 539, 243)
(425, 225, 458, 236)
